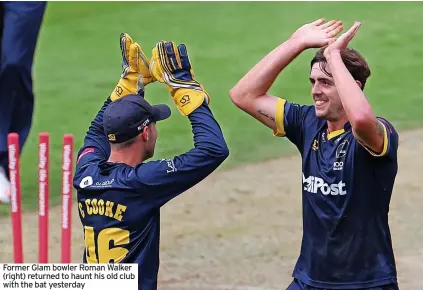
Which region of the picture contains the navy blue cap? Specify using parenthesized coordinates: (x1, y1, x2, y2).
(103, 94, 171, 143)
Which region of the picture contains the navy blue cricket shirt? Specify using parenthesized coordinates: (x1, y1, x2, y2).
(273, 98, 399, 289)
(73, 97, 229, 290)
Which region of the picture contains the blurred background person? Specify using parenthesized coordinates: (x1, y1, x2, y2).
(0, 1, 46, 204)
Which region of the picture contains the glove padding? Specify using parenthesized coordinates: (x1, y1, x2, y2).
(150, 41, 210, 115)
(110, 33, 155, 101)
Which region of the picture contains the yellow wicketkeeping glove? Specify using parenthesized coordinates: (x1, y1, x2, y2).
(110, 33, 155, 101)
(149, 41, 210, 115)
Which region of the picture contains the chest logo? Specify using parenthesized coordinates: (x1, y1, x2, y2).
(336, 139, 349, 158)
(303, 174, 347, 196)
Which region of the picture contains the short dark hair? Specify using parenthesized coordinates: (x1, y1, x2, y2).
(310, 47, 371, 90)
(110, 135, 138, 150)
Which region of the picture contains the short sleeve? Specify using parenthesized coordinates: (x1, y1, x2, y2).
(273, 98, 287, 137)
(359, 118, 399, 159)
(273, 97, 314, 150)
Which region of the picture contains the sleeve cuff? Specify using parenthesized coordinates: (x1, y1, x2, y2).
(360, 120, 389, 157)
(273, 98, 287, 137)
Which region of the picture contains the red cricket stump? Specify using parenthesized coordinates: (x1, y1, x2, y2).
(7, 133, 23, 263)
(61, 134, 74, 263)
(38, 133, 49, 263)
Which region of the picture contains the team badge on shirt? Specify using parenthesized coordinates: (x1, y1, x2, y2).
(333, 139, 350, 170)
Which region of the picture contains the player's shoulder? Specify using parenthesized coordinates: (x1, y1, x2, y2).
(376, 116, 399, 136)
(282, 98, 319, 123)
(75, 147, 103, 172)
(74, 160, 135, 190)
(351, 116, 399, 161)
(287, 99, 317, 116)
(133, 158, 176, 182)
(284, 99, 314, 112)
(296, 103, 324, 128)
(76, 158, 172, 190)
(74, 149, 100, 183)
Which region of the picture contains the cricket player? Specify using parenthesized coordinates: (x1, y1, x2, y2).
(230, 19, 399, 290)
(0, 1, 46, 203)
(73, 34, 229, 289)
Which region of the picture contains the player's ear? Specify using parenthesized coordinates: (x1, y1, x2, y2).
(141, 127, 149, 142)
(355, 80, 362, 89)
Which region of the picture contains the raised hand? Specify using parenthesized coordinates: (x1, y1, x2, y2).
(324, 22, 361, 58)
(150, 41, 210, 116)
(291, 18, 344, 49)
(110, 33, 155, 101)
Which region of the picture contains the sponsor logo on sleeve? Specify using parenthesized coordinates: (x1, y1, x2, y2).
(160, 158, 177, 173)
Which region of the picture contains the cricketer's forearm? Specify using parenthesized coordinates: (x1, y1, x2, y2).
(326, 52, 382, 149)
(78, 97, 112, 160)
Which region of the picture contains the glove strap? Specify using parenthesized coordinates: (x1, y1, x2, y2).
(110, 73, 144, 101)
(172, 88, 208, 116)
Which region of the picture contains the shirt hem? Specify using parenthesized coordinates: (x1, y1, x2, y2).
(293, 273, 397, 289)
